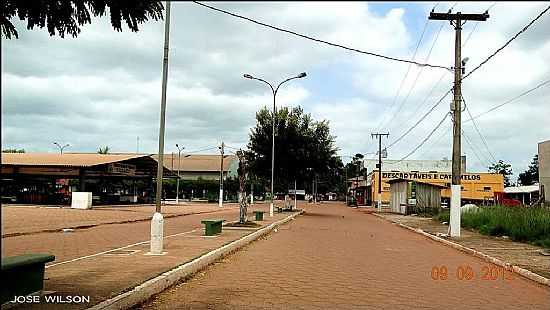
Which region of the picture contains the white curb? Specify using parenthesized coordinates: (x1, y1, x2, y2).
(87, 211, 304, 310)
(371, 213, 549, 287)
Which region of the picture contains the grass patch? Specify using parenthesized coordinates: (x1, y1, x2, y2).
(434, 205, 550, 249)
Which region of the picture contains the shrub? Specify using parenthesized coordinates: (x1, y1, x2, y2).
(433, 205, 550, 249)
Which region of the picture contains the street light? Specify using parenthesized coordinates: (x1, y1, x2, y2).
(151, 0, 171, 255)
(53, 142, 70, 154)
(175, 144, 185, 204)
(243, 72, 307, 216)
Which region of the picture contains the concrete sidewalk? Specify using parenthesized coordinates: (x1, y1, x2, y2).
(3, 203, 300, 310)
(139, 202, 549, 310)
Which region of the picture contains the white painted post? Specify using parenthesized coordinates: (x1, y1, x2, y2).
(219, 189, 223, 208)
(294, 180, 297, 210)
(450, 185, 461, 237)
(150, 212, 164, 254)
(377, 192, 382, 212)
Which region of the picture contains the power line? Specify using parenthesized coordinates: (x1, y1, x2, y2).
(375, 14, 432, 132)
(386, 87, 452, 149)
(385, 18, 446, 131)
(464, 78, 550, 122)
(416, 123, 451, 159)
(462, 95, 497, 164)
(462, 4, 550, 81)
(393, 112, 450, 163)
(462, 128, 492, 168)
(184, 146, 219, 154)
(462, 2, 497, 47)
(192, 1, 451, 70)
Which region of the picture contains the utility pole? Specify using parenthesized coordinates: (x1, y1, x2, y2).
(136, 136, 140, 154)
(371, 133, 389, 212)
(429, 9, 488, 237)
(151, 0, 171, 255)
(218, 141, 225, 208)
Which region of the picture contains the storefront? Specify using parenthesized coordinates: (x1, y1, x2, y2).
(1, 153, 174, 205)
(366, 171, 504, 206)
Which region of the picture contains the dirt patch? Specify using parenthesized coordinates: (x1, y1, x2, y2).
(378, 212, 550, 279)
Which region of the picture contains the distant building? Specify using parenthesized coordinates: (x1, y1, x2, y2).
(539, 140, 550, 203)
(362, 156, 466, 174)
(152, 154, 238, 181)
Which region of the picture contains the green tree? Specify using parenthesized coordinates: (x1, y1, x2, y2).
(489, 159, 514, 187)
(518, 154, 539, 186)
(97, 146, 110, 154)
(2, 148, 25, 153)
(1, 0, 164, 39)
(246, 106, 341, 194)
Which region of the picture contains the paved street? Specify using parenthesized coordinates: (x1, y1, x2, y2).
(140, 202, 550, 310)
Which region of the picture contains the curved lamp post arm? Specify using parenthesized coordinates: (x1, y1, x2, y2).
(274, 72, 307, 95)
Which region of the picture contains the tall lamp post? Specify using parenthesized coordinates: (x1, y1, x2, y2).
(53, 142, 70, 154)
(243, 72, 307, 217)
(175, 144, 185, 204)
(151, 0, 171, 255)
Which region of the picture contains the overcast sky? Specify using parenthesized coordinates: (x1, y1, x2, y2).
(2, 1, 549, 181)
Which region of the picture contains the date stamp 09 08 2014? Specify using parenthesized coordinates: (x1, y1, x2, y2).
(431, 265, 514, 281)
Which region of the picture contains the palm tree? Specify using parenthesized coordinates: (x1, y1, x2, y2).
(97, 146, 110, 154)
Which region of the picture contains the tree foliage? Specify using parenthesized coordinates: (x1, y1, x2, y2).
(488, 159, 514, 187)
(1, 0, 164, 39)
(2, 148, 25, 153)
(97, 146, 110, 154)
(246, 106, 343, 194)
(518, 154, 539, 186)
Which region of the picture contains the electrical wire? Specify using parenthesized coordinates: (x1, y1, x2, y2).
(385, 19, 446, 132)
(192, 1, 451, 70)
(386, 87, 452, 149)
(375, 14, 432, 132)
(464, 78, 550, 122)
(462, 129, 492, 168)
(462, 95, 497, 164)
(393, 112, 451, 163)
(184, 146, 219, 155)
(462, 4, 550, 81)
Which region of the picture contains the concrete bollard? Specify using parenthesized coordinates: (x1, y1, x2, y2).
(150, 212, 164, 254)
(269, 202, 274, 217)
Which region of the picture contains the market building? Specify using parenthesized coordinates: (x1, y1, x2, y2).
(1, 153, 174, 205)
(152, 154, 238, 180)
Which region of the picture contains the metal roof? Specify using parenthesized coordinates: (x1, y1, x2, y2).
(1, 153, 152, 168)
(504, 184, 539, 194)
(152, 154, 237, 172)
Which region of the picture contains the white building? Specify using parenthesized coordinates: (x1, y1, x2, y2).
(362, 156, 466, 174)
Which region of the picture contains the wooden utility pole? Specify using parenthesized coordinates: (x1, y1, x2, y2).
(371, 133, 389, 212)
(429, 10, 488, 237)
(218, 141, 225, 208)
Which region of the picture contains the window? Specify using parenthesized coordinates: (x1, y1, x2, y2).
(483, 186, 491, 192)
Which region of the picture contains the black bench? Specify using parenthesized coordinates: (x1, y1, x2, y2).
(201, 219, 224, 236)
(1, 253, 55, 304)
(253, 211, 266, 221)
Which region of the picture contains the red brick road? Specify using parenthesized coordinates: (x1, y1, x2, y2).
(139, 202, 550, 310)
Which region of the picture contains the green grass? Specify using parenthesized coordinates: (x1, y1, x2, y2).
(435, 205, 550, 249)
